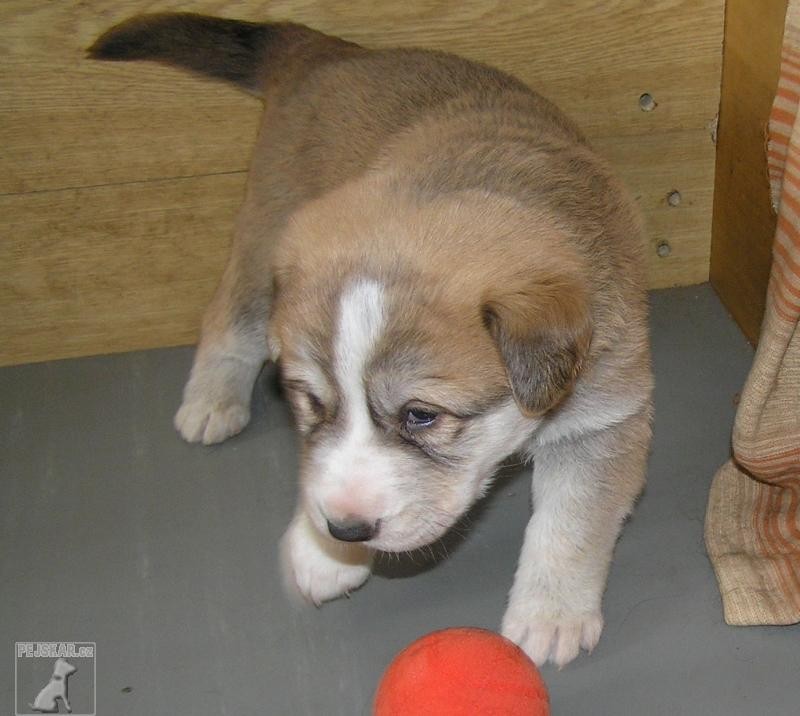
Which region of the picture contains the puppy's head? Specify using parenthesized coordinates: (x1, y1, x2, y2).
(270, 186, 591, 551)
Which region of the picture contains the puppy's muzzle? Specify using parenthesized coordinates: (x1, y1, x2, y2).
(327, 518, 379, 542)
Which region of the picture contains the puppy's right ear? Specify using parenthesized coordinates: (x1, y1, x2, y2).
(482, 271, 592, 416)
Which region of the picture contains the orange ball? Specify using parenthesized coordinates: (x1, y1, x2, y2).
(373, 628, 550, 716)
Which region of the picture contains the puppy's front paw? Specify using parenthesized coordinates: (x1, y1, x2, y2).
(501, 603, 603, 668)
(280, 513, 372, 606)
(174, 398, 250, 445)
(175, 354, 261, 444)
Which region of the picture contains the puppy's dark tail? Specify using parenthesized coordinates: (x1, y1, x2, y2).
(87, 13, 361, 96)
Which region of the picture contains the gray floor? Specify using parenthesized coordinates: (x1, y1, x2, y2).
(2, 284, 799, 716)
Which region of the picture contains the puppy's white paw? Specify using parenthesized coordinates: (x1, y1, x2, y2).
(175, 352, 262, 444)
(174, 399, 250, 445)
(280, 513, 372, 606)
(501, 605, 603, 668)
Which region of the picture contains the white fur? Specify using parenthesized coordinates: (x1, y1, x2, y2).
(334, 279, 386, 419)
(276, 280, 648, 670)
(535, 360, 652, 446)
(498, 365, 651, 666)
(503, 419, 641, 667)
(501, 469, 608, 668)
(175, 325, 267, 444)
(281, 509, 372, 605)
(306, 280, 393, 532)
(281, 282, 387, 603)
(284, 279, 546, 602)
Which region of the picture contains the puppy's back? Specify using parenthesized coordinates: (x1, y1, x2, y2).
(90, 13, 647, 345)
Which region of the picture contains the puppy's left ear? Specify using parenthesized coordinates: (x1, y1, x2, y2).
(482, 271, 592, 416)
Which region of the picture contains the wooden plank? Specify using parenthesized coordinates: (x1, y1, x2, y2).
(1, 0, 724, 192)
(710, 0, 788, 344)
(0, 0, 725, 365)
(597, 128, 718, 289)
(0, 175, 240, 366)
(0, 128, 713, 368)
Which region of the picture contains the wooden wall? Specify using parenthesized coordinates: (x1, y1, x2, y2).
(710, 0, 788, 344)
(0, 1, 725, 366)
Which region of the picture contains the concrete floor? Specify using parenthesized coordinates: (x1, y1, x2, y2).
(2, 284, 799, 715)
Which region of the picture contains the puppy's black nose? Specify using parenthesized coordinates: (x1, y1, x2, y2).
(327, 518, 378, 542)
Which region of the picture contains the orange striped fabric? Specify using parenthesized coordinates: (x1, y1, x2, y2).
(705, 2, 800, 626)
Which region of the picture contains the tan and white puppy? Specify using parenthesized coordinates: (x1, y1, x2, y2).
(90, 14, 653, 667)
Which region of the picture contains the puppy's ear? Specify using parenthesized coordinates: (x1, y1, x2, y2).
(482, 272, 592, 416)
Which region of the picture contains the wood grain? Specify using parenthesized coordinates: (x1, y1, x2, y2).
(1, 0, 725, 365)
(598, 129, 718, 289)
(710, 0, 788, 344)
(0, 175, 239, 366)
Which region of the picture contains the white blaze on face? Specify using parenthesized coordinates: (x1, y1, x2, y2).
(311, 279, 394, 528)
(335, 278, 386, 436)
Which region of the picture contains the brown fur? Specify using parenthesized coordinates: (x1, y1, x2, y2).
(91, 14, 653, 666)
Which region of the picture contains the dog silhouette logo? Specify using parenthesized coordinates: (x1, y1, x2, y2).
(30, 658, 76, 713)
(15, 642, 95, 716)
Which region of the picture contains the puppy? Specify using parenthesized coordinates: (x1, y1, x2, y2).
(31, 658, 76, 713)
(90, 13, 653, 667)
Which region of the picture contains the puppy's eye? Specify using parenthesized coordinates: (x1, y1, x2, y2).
(404, 407, 439, 430)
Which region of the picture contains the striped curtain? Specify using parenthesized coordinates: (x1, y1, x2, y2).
(705, 2, 800, 626)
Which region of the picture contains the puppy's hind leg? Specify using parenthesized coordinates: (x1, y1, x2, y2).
(175, 244, 270, 445)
